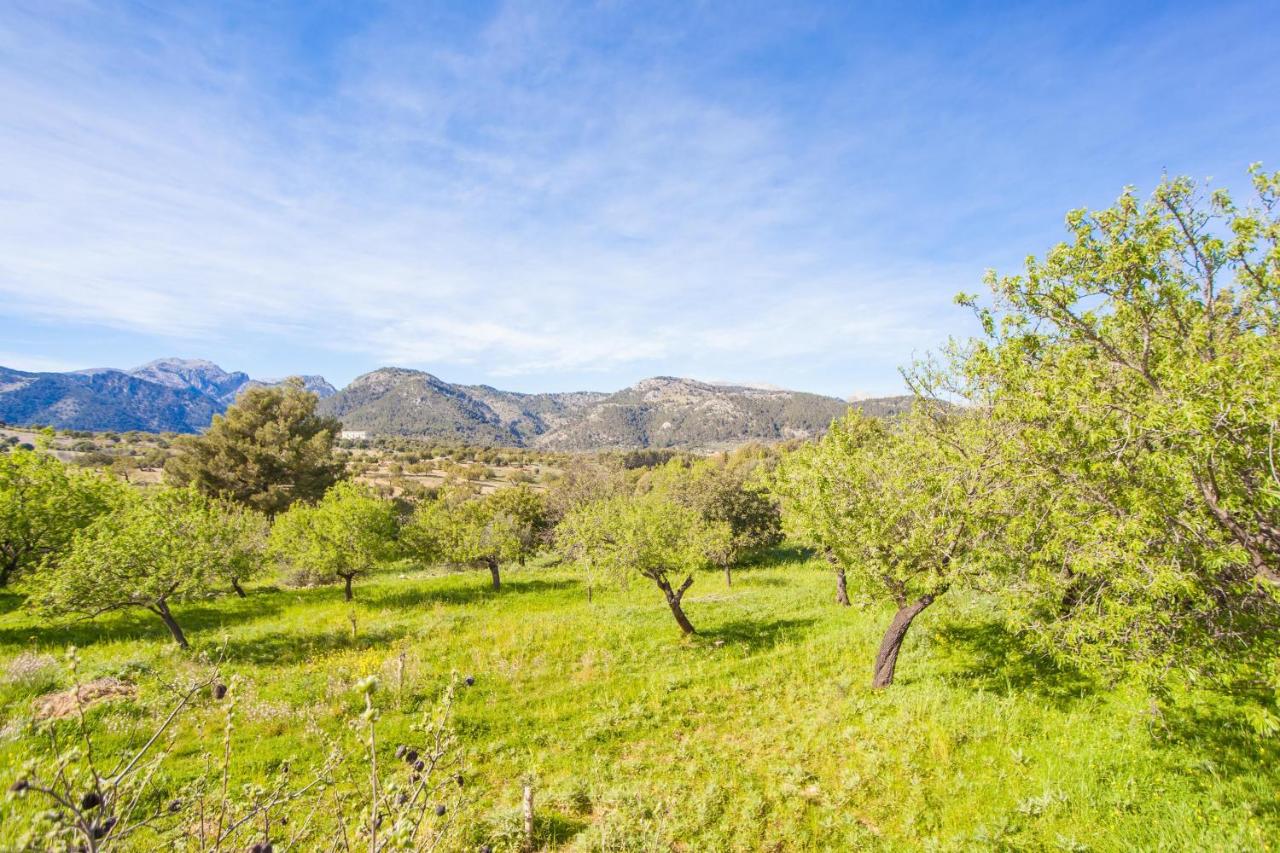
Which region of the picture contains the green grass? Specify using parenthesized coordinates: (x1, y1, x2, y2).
(1, 553, 1276, 850)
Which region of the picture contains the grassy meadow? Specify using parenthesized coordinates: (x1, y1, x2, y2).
(1, 552, 1274, 851)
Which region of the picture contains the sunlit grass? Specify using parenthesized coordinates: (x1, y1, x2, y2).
(1, 553, 1275, 850)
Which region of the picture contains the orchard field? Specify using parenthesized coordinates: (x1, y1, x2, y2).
(3, 172, 1280, 850)
(1, 553, 1275, 851)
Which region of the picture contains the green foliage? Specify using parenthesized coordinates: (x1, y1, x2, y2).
(557, 492, 727, 633)
(772, 406, 1009, 685)
(39, 486, 266, 646)
(268, 480, 398, 599)
(0, 448, 123, 587)
(402, 486, 548, 591)
(648, 454, 782, 569)
(166, 379, 344, 515)
(6, 651, 470, 850)
(957, 166, 1280, 681)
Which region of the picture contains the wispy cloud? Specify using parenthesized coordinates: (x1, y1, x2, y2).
(0, 1, 1275, 396)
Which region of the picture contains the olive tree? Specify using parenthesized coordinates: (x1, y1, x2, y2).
(166, 379, 344, 516)
(557, 493, 726, 635)
(402, 486, 546, 590)
(0, 448, 122, 587)
(958, 166, 1280, 678)
(773, 407, 1005, 687)
(40, 487, 265, 647)
(268, 481, 397, 601)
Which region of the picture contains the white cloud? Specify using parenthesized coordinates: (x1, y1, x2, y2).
(0, 1, 979, 395)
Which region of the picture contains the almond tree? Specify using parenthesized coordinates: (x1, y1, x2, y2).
(268, 481, 397, 601)
(0, 448, 122, 587)
(557, 493, 726, 635)
(648, 455, 782, 586)
(773, 406, 1006, 687)
(40, 487, 264, 647)
(959, 166, 1280, 678)
(403, 486, 547, 591)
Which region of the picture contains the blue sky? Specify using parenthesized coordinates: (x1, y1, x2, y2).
(1, 1, 1276, 397)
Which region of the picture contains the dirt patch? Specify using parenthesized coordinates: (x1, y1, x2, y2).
(33, 678, 137, 720)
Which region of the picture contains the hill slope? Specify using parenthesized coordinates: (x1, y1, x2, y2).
(532, 376, 911, 450)
(0, 560, 1268, 849)
(316, 368, 607, 445)
(319, 369, 912, 449)
(0, 366, 222, 433)
(0, 359, 336, 433)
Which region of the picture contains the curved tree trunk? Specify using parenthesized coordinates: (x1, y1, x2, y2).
(152, 599, 189, 649)
(484, 557, 501, 591)
(823, 550, 851, 606)
(656, 574, 697, 635)
(871, 594, 935, 688)
(834, 568, 851, 606)
(341, 573, 355, 601)
(230, 578, 247, 598)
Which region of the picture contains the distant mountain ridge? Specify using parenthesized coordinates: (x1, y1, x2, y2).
(0, 359, 912, 449)
(318, 368, 913, 451)
(0, 359, 335, 433)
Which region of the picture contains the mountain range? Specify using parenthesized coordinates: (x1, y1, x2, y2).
(0, 359, 334, 434)
(0, 359, 912, 450)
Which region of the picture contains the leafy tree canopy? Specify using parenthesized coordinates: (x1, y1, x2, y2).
(0, 448, 124, 587)
(403, 485, 548, 590)
(268, 480, 397, 600)
(772, 405, 1009, 686)
(40, 486, 266, 647)
(957, 166, 1280, 681)
(165, 379, 345, 515)
(557, 493, 727, 634)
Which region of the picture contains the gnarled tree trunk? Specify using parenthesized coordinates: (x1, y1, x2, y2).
(151, 599, 189, 648)
(341, 573, 355, 601)
(230, 577, 247, 598)
(824, 550, 851, 606)
(871, 594, 935, 688)
(655, 573, 697, 635)
(485, 557, 501, 591)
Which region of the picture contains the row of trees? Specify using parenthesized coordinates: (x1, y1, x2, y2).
(2, 428, 781, 649)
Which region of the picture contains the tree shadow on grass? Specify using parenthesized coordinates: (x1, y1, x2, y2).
(218, 625, 411, 667)
(369, 577, 579, 611)
(1156, 695, 1280, 800)
(0, 590, 25, 616)
(931, 620, 1096, 706)
(535, 812, 589, 848)
(699, 616, 817, 652)
(733, 574, 790, 588)
(0, 597, 284, 650)
(743, 544, 816, 570)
